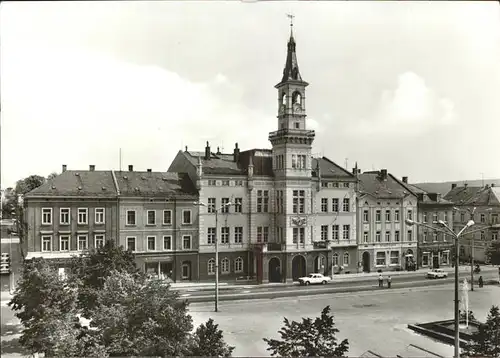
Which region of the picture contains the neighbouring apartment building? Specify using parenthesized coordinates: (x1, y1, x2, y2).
(168, 27, 358, 283)
(356, 170, 418, 272)
(444, 183, 500, 263)
(24, 165, 119, 267)
(401, 178, 455, 268)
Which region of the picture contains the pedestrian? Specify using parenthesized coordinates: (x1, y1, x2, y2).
(478, 276, 483, 288)
(387, 275, 392, 289)
(378, 273, 383, 288)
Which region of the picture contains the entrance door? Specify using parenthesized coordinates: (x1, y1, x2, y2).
(181, 261, 191, 281)
(292, 255, 306, 281)
(268, 257, 281, 283)
(362, 252, 370, 273)
(433, 255, 439, 269)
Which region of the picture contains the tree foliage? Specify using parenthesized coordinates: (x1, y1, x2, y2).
(263, 305, 349, 357)
(14, 175, 46, 195)
(485, 241, 500, 266)
(462, 305, 500, 358)
(190, 318, 235, 357)
(68, 239, 140, 318)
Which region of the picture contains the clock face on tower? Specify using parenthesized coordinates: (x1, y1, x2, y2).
(293, 102, 302, 112)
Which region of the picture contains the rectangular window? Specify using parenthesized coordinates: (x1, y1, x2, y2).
(407, 210, 413, 221)
(127, 210, 136, 225)
(376, 231, 381, 242)
(395, 231, 400, 242)
(208, 227, 216, 244)
(77, 235, 88, 251)
(234, 198, 243, 213)
(208, 198, 216, 213)
(163, 210, 172, 225)
(376, 210, 381, 222)
(395, 210, 400, 222)
(385, 210, 391, 221)
(221, 198, 230, 213)
(363, 231, 369, 243)
(127, 237, 136, 251)
(376, 252, 386, 266)
(163, 236, 172, 250)
(41, 235, 52, 251)
(422, 253, 429, 266)
(182, 235, 192, 250)
(390, 251, 399, 265)
(460, 213, 465, 222)
(321, 198, 328, 213)
(147, 210, 156, 225)
(407, 230, 413, 241)
(433, 212, 438, 223)
(77, 208, 88, 224)
(234, 227, 243, 243)
(147, 236, 156, 250)
(95, 208, 105, 224)
(332, 225, 339, 240)
(343, 198, 350, 212)
(343, 182, 350, 188)
(235, 180, 243, 186)
(480, 231, 485, 240)
(480, 214, 485, 223)
(292, 227, 305, 243)
(332, 198, 339, 212)
(299, 227, 305, 243)
(94, 234, 104, 249)
(423, 232, 428, 242)
(343, 225, 350, 240)
(263, 227, 269, 243)
(332, 182, 339, 188)
(492, 214, 499, 224)
(182, 210, 192, 224)
(444, 212, 448, 223)
(293, 190, 305, 214)
(60, 235, 70, 251)
(208, 179, 217, 186)
(433, 232, 438, 242)
(321, 225, 328, 241)
(221, 227, 230, 244)
(343, 253, 349, 265)
(257, 227, 263, 243)
(492, 233, 498, 241)
(222, 180, 230, 186)
(321, 182, 328, 188)
(292, 154, 297, 169)
(60, 208, 70, 225)
(441, 251, 449, 265)
(423, 212, 428, 223)
(276, 191, 284, 213)
(363, 210, 369, 223)
(257, 190, 269, 213)
(385, 231, 391, 242)
(293, 228, 298, 243)
(42, 208, 53, 225)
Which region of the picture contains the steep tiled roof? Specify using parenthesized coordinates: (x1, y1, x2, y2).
(25, 170, 117, 198)
(183, 149, 273, 176)
(402, 183, 453, 205)
(443, 186, 484, 205)
(358, 171, 417, 199)
(312, 157, 355, 179)
(114, 171, 197, 198)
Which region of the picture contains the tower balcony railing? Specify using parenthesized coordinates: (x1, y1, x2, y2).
(268, 128, 315, 139)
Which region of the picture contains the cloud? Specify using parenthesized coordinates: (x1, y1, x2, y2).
(348, 71, 456, 136)
(0, 43, 274, 187)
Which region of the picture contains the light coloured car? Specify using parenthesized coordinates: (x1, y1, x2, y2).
(298, 273, 331, 286)
(427, 269, 448, 279)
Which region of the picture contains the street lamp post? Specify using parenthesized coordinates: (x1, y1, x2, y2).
(195, 200, 232, 313)
(405, 218, 490, 358)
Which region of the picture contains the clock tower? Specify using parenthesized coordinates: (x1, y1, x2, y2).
(269, 20, 315, 252)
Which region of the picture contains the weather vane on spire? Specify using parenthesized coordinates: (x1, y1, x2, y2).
(287, 13, 295, 36)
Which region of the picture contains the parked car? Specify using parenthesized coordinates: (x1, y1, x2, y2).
(427, 269, 448, 279)
(298, 273, 331, 286)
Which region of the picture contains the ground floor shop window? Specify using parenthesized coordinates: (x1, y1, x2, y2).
(181, 261, 191, 280)
(145, 262, 173, 279)
(422, 253, 429, 266)
(441, 251, 449, 265)
(390, 251, 399, 265)
(332, 253, 339, 266)
(376, 252, 386, 266)
(235, 257, 243, 273)
(221, 258, 230, 274)
(208, 259, 215, 275)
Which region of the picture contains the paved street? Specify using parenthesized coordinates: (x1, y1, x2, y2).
(189, 284, 500, 357)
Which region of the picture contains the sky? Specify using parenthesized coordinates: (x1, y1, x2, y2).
(1, 1, 500, 189)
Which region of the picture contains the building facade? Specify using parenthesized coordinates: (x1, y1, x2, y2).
(168, 28, 357, 283)
(356, 170, 418, 272)
(444, 183, 500, 263)
(24, 165, 119, 267)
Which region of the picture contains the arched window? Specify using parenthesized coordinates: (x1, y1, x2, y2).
(332, 253, 339, 266)
(234, 257, 244, 273)
(292, 91, 301, 105)
(221, 258, 230, 274)
(208, 258, 215, 275)
(281, 93, 287, 105)
(343, 252, 350, 266)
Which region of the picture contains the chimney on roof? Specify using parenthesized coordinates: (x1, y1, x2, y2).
(185, 146, 188, 152)
(233, 143, 240, 162)
(402, 176, 408, 184)
(89, 165, 95, 172)
(216, 146, 221, 155)
(248, 155, 254, 178)
(128, 165, 133, 172)
(205, 141, 211, 160)
(62, 164, 67, 172)
(352, 167, 357, 175)
(358, 169, 361, 174)
(436, 193, 442, 202)
(147, 169, 152, 173)
(379, 169, 388, 180)
(452, 183, 457, 189)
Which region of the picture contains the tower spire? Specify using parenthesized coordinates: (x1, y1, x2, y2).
(278, 14, 306, 85)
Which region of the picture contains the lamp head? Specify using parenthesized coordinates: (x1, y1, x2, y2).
(405, 219, 416, 226)
(437, 220, 446, 227)
(193, 201, 206, 207)
(466, 220, 475, 228)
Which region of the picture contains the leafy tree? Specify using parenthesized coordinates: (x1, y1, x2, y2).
(14, 175, 46, 195)
(263, 305, 349, 357)
(485, 241, 500, 266)
(47, 172, 58, 180)
(190, 318, 235, 357)
(462, 305, 500, 358)
(1, 187, 17, 219)
(68, 239, 140, 318)
(91, 270, 194, 357)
